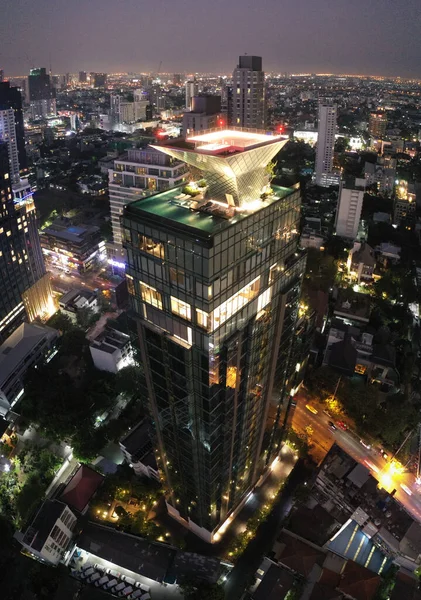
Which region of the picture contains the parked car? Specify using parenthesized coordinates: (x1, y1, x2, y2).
(328, 421, 336, 431)
(96, 576, 109, 587)
(305, 404, 318, 415)
(114, 582, 126, 593)
(337, 421, 348, 431)
(104, 579, 118, 590)
(135, 583, 151, 592)
(118, 586, 134, 597)
(88, 573, 101, 584)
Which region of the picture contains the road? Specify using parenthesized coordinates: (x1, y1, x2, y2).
(292, 395, 421, 522)
(48, 264, 117, 295)
(224, 460, 312, 600)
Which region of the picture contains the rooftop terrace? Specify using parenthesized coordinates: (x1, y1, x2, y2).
(125, 184, 297, 239)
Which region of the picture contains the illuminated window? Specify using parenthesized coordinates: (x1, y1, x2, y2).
(126, 274, 135, 295)
(355, 364, 367, 375)
(211, 276, 260, 330)
(196, 308, 209, 331)
(257, 287, 272, 311)
(4, 173, 8, 180)
(269, 263, 277, 284)
(226, 366, 238, 389)
(138, 234, 165, 259)
(171, 296, 191, 320)
(6, 230, 11, 237)
(140, 281, 162, 309)
(170, 267, 185, 287)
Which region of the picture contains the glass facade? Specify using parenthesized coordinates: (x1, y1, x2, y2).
(123, 183, 305, 536)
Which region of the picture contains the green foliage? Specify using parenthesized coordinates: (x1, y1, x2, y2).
(47, 310, 74, 333)
(179, 579, 226, 600)
(373, 265, 418, 304)
(76, 306, 99, 330)
(303, 248, 338, 292)
(182, 184, 200, 197)
(307, 366, 417, 449)
(15, 474, 45, 525)
(197, 179, 207, 188)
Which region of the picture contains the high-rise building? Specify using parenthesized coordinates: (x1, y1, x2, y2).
(122, 128, 305, 541)
(0, 70, 4, 83)
(107, 146, 190, 262)
(182, 96, 222, 134)
(232, 56, 265, 129)
(369, 111, 387, 139)
(394, 180, 416, 227)
(28, 68, 56, 119)
(0, 82, 27, 174)
(79, 71, 87, 84)
(91, 72, 107, 88)
(185, 80, 199, 110)
(0, 109, 20, 184)
(314, 102, 338, 187)
(173, 74, 183, 85)
(334, 179, 365, 240)
(0, 142, 54, 342)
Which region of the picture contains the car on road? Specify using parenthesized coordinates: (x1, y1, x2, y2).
(305, 404, 318, 415)
(337, 421, 348, 431)
(377, 448, 388, 460)
(328, 421, 336, 431)
(359, 439, 371, 450)
(400, 483, 412, 496)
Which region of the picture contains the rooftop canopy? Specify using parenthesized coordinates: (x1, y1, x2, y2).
(151, 127, 289, 207)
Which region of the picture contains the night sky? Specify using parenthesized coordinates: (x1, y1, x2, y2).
(1, 0, 420, 77)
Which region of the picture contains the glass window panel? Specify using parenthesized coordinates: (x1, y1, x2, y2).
(171, 296, 192, 321)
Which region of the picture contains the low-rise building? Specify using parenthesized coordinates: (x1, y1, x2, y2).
(300, 217, 325, 250)
(18, 499, 77, 565)
(40, 220, 106, 273)
(119, 419, 159, 480)
(347, 242, 376, 283)
(323, 318, 398, 389)
(0, 322, 58, 417)
(59, 465, 104, 515)
(59, 289, 97, 322)
(376, 242, 401, 266)
(89, 327, 133, 373)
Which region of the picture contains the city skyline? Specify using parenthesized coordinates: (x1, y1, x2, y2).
(1, 0, 420, 78)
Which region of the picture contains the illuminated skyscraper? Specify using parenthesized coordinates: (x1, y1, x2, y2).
(122, 128, 305, 541)
(185, 80, 199, 110)
(314, 102, 338, 187)
(0, 142, 53, 342)
(28, 68, 56, 119)
(0, 81, 27, 173)
(0, 86, 55, 341)
(232, 56, 265, 129)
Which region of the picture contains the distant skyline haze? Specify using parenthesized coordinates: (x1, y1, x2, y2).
(0, 0, 420, 77)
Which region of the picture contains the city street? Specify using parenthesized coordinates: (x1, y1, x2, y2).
(48, 264, 117, 295)
(292, 395, 421, 522)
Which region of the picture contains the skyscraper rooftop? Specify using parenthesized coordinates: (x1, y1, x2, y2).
(152, 127, 288, 206)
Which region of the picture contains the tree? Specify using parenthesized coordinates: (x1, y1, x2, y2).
(47, 310, 74, 333)
(15, 474, 45, 526)
(179, 579, 225, 600)
(115, 365, 143, 399)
